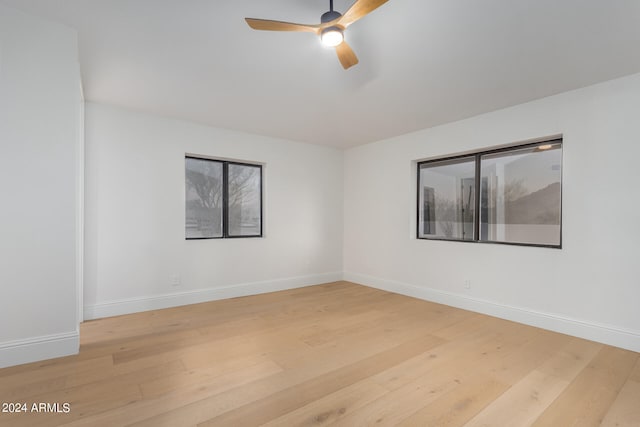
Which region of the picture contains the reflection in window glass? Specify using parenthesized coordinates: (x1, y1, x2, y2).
(417, 139, 563, 248)
(480, 143, 562, 246)
(185, 158, 223, 238)
(228, 164, 262, 237)
(418, 157, 476, 240)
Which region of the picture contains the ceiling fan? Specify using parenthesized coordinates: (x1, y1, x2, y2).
(245, 0, 389, 70)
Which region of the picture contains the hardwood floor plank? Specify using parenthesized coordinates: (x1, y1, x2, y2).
(0, 355, 113, 399)
(600, 375, 640, 427)
(62, 362, 281, 427)
(396, 376, 508, 427)
(0, 282, 637, 427)
(486, 329, 568, 385)
(260, 379, 388, 426)
(465, 370, 570, 426)
(167, 335, 445, 426)
(531, 346, 638, 427)
(138, 358, 282, 399)
(302, 305, 469, 351)
(370, 319, 526, 392)
(535, 338, 603, 381)
(629, 357, 640, 382)
(341, 322, 563, 425)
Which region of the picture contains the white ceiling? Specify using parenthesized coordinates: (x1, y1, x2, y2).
(4, 0, 640, 148)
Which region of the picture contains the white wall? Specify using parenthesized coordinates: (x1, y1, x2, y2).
(84, 103, 343, 319)
(344, 72, 640, 352)
(0, 4, 81, 367)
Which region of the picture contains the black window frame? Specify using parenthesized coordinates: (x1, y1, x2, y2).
(185, 156, 263, 240)
(416, 138, 563, 249)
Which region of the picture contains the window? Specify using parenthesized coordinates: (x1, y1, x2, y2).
(418, 139, 562, 248)
(185, 156, 262, 239)
(418, 156, 476, 241)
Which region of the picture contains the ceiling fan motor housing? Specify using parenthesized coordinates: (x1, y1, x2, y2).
(321, 10, 342, 23)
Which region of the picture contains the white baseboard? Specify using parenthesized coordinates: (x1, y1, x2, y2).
(344, 272, 640, 353)
(0, 331, 79, 369)
(84, 272, 343, 320)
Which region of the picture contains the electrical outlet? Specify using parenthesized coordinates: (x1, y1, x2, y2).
(463, 280, 471, 290)
(170, 274, 181, 287)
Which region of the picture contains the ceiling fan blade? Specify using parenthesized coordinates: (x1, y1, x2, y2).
(335, 41, 359, 69)
(245, 18, 319, 33)
(338, 0, 389, 28)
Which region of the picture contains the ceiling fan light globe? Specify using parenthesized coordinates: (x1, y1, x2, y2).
(321, 27, 344, 47)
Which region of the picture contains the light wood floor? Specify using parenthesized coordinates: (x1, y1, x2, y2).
(0, 281, 638, 426)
